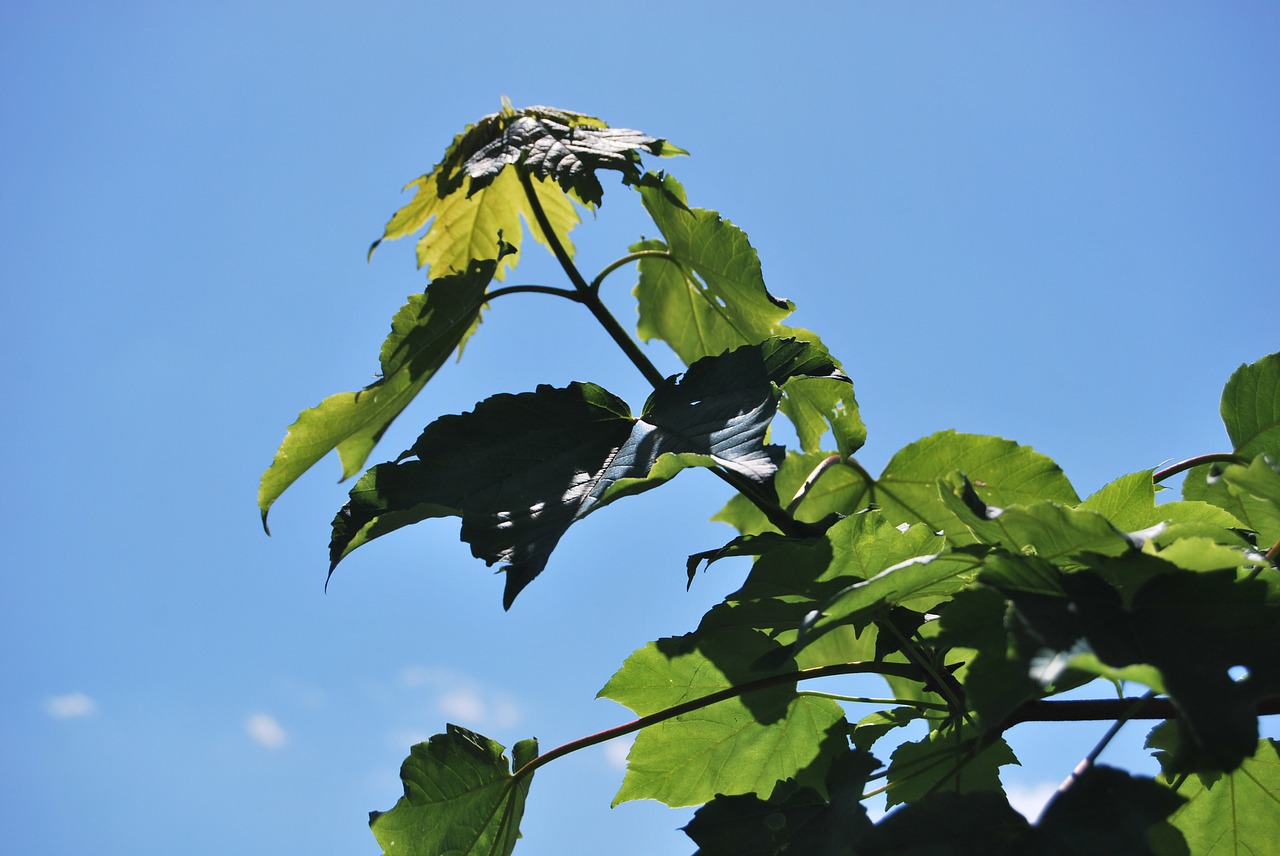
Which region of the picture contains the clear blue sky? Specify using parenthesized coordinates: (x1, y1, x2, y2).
(2, 3, 1278, 854)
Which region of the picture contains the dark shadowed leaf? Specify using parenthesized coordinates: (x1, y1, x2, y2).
(683, 750, 879, 855)
(884, 724, 1018, 809)
(1032, 765, 1184, 856)
(988, 566, 1280, 770)
(369, 726, 537, 856)
(330, 339, 838, 606)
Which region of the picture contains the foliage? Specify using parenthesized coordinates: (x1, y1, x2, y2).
(262, 103, 1280, 854)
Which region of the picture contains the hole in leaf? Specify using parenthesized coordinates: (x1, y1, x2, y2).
(1228, 665, 1249, 683)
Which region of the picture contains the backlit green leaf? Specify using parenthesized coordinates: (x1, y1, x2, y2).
(1153, 739, 1280, 856)
(600, 631, 848, 808)
(369, 725, 537, 856)
(633, 174, 820, 368)
(843, 431, 1078, 540)
(1079, 470, 1157, 531)
(258, 258, 496, 527)
(371, 104, 682, 278)
(1220, 352, 1280, 457)
(940, 475, 1138, 563)
(1183, 458, 1280, 547)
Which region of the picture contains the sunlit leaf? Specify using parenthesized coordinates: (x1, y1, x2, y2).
(1183, 458, 1280, 547)
(369, 725, 537, 856)
(842, 431, 1078, 541)
(714, 450, 864, 536)
(1152, 739, 1280, 856)
(371, 104, 683, 278)
(259, 258, 496, 527)
(941, 475, 1136, 563)
(1220, 352, 1280, 458)
(778, 376, 867, 458)
(632, 175, 833, 372)
(1079, 470, 1157, 531)
(600, 630, 848, 808)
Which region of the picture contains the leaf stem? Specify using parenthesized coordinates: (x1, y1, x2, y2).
(1152, 453, 1248, 483)
(786, 454, 844, 515)
(516, 167, 669, 388)
(882, 619, 972, 726)
(589, 250, 680, 295)
(798, 690, 950, 711)
(511, 660, 925, 782)
(486, 283, 582, 301)
(516, 166, 806, 537)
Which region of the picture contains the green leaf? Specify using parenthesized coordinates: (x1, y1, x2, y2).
(1220, 352, 1280, 457)
(330, 339, 840, 606)
(801, 548, 984, 641)
(989, 566, 1280, 770)
(714, 450, 864, 536)
(455, 105, 684, 207)
(633, 174, 821, 367)
(884, 724, 1018, 809)
(258, 258, 496, 528)
(845, 431, 1079, 540)
(600, 631, 849, 808)
(935, 585, 1042, 728)
(370, 104, 682, 278)
(1153, 739, 1280, 856)
(777, 375, 867, 458)
(1079, 470, 1157, 531)
(682, 750, 879, 855)
(941, 475, 1138, 563)
(1183, 458, 1280, 547)
(369, 725, 537, 856)
(395, 168, 579, 281)
(869, 793, 1030, 854)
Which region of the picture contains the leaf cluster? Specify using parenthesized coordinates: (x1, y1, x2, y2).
(261, 103, 1280, 855)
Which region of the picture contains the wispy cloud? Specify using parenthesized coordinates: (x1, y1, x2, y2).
(396, 665, 524, 731)
(245, 713, 288, 749)
(1005, 780, 1058, 822)
(46, 692, 96, 719)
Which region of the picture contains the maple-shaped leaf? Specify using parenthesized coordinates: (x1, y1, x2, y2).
(369, 725, 537, 856)
(370, 103, 684, 279)
(329, 339, 841, 607)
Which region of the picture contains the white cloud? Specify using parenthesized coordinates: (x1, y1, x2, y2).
(46, 692, 96, 719)
(1005, 780, 1059, 822)
(438, 688, 488, 722)
(245, 713, 287, 749)
(397, 665, 524, 730)
(603, 737, 633, 770)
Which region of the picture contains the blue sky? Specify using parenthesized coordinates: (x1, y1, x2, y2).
(2, 3, 1278, 854)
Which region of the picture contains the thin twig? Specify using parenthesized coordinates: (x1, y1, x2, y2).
(1152, 453, 1248, 483)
